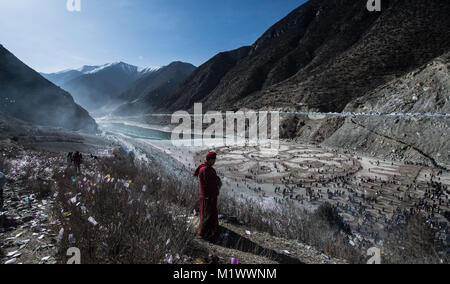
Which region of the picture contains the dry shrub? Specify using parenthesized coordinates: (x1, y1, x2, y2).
(218, 194, 279, 234)
(31, 179, 53, 199)
(218, 195, 364, 263)
(384, 214, 446, 264)
(51, 155, 195, 264)
(99, 152, 139, 181)
(0, 158, 10, 173)
(312, 203, 351, 235)
(303, 203, 361, 262)
(97, 149, 198, 210)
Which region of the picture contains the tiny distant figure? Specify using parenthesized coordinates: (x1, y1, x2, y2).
(0, 171, 6, 210)
(194, 152, 222, 242)
(72, 151, 83, 174)
(67, 152, 73, 167)
(90, 154, 99, 160)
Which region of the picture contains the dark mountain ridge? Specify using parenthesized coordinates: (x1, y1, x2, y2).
(0, 44, 97, 133)
(59, 62, 146, 111)
(150, 0, 449, 113)
(118, 62, 196, 102)
(134, 0, 449, 165)
(112, 61, 196, 116)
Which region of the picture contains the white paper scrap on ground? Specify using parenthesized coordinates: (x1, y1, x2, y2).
(7, 251, 18, 257)
(5, 258, 17, 264)
(88, 216, 98, 226)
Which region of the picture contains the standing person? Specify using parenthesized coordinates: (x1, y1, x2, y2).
(73, 151, 83, 174)
(66, 152, 73, 168)
(0, 171, 6, 210)
(194, 152, 222, 242)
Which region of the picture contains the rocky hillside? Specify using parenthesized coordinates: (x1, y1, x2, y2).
(138, 0, 449, 166)
(113, 62, 196, 116)
(151, 0, 449, 113)
(323, 52, 450, 166)
(0, 45, 97, 133)
(156, 47, 251, 112)
(117, 62, 196, 103)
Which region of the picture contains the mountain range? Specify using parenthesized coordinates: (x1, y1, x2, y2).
(145, 0, 449, 114)
(42, 61, 196, 116)
(41, 62, 162, 113)
(42, 64, 163, 87)
(0, 44, 97, 133)
(113, 61, 196, 116)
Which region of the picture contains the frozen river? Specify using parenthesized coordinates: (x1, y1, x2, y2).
(97, 119, 280, 208)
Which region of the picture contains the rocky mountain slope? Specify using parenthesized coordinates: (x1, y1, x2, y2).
(113, 62, 196, 116)
(156, 46, 251, 112)
(141, 0, 449, 165)
(53, 62, 153, 112)
(323, 52, 450, 166)
(0, 45, 97, 133)
(151, 0, 449, 113)
(117, 62, 195, 103)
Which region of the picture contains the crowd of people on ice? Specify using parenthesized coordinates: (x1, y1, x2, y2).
(209, 151, 450, 245)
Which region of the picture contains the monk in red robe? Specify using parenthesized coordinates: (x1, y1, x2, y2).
(194, 152, 222, 242)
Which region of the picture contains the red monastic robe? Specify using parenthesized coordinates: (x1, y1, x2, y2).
(194, 162, 221, 241)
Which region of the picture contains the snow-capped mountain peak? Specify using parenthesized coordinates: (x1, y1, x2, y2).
(83, 62, 159, 76)
(48, 62, 160, 77)
(76, 65, 100, 74)
(138, 66, 161, 74)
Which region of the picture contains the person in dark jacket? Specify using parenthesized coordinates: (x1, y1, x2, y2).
(194, 152, 222, 242)
(67, 152, 73, 167)
(72, 151, 83, 174)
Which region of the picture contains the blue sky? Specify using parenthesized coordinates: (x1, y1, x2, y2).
(0, 0, 306, 73)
